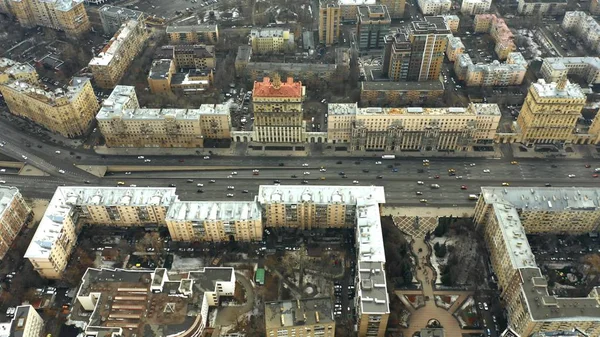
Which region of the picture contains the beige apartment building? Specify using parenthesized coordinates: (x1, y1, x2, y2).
(166, 201, 262, 242)
(360, 80, 445, 106)
(166, 24, 219, 44)
(541, 57, 600, 85)
(89, 19, 147, 89)
(4, 305, 44, 337)
(10, 0, 90, 36)
(319, 0, 342, 45)
(265, 298, 335, 337)
(97, 86, 231, 147)
(326, 103, 501, 151)
(474, 187, 600, 337)
(0, 59, 99, 138)
(249, 28, 294, 54)
(464, 52, 527, 87)
(0, 186, 31, 261)
(252, 75, 306, 143)
(516, 78, 587, 145)
(380, 0, 405, 18)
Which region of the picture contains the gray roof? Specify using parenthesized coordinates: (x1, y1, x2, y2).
(357, 261, 389, 314)
(480, 187, 600, 212)
(148, 59, 172, 79)
(264, 297, 334, 330)
(166, 24, 217, 33)
(361, 80, 444, 91)
(0, 186, 21, 223)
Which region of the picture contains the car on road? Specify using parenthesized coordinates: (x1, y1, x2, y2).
(319, 168, 326, 172)
(377, 175, 383, 179)
(144, 159, 151, 162)
(362, 169, 369, 173)
(55, 150, 61, 154)
(203, 156, 210, 160)
(470, 163, 476, 166)
(0, 181, 5, 184)
(456, 176, 463, 179)
(320, 177, 326, 180)
(502, 182, 510, 186)
(58, 169, 65, 174)
(227, 186, 235, 190)
(423, 159, 429, 163)
(483, 302, 488, 311)
(336, 161, 342, 164)
(461, 185, 467, 190)
(568, 174, 576, 178)
(511, 161, 518, 165)
(117, 181, 125, 185)
(594, 174, 599, 178)
(125, 172, 131, 175)
(478, 302, 483, 310)
(21, 155, 27, 160)
(231, 171, 238, 175)
(375, 161, 382, 165)
(278, 163, 285, 166)
(302, 163, 309, 167)
(392, 168, 398, 172)
(253, 169, 259, 175)
(242, 190, 249, 193)
(545, 183, 552, 186)
(302, 180, 308, 184)
(197, 183, 204, 187)
(417, 181, 424, 185)
(226, 193, 234, 197)
(187, 179, 194, 183)
(138, 156, 144, 159)
(227, 175, 233, 178)
(197, 189, 204, 193)
(84, 180, 90, 184)
(169, 184, 176, 187)
(291, 174, 297, 178)
(483, 169, 491, 173)
(352, 180, 359, 184)
(416, 191, 423, 195)
(434, 175, 440, 179)
(209, 180, 216, 183)
(420, 199, 428, 203)
(304, 171, 310, 175)
(585, 164, 591, 168)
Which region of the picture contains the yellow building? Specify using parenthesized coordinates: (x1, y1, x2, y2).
(319, 0, 342, 45)
(89, 19, 147, 89)
(0, 186, 31, 261)
(440, 14, 459, 33)
(516, 78, 587, 145)
(326, 103, 501, 151)
(252, 75, 306, 143)
(5, 305, 44, 337)
(446, 35, 465, 62)
(265, 298, 335, 337)
(250, 28, 294, 54)
(474, 187, 600, 337)
(166, 24, 219, 44)
(166, 201, 262, 242)
(147, 59, 176, 94)
(0, 59, 99, 138)
(148, 58, 213, 95)
(10, 0, 90, 37)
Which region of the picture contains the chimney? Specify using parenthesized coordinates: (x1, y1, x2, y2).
(556, 75, 568, 91)
(272, 73, 282, 89)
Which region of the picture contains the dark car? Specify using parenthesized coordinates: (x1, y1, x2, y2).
(362, 169, 369, 173)
(301, 180, 308, 184)
(169, 184, 177, 187)
(197, 189, 204, 193)
(376, 175, 383, 179)
(336, 161, 342, 164)
(279, 163, 285, 166)
(291, 174, 297, 178)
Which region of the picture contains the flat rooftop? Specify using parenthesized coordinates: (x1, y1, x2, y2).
(411, 16, 451, 34)
(328, 104, 499, 116)
(357, 261, 389, 314)
(531, 79, 586, 99)
(99, 5, 143, 19)
(356, 201, 386, 263)
(166, 24, 217, 33)
(0, 186, 20, 221)
(97, 85, 138, 117)
(264, 297, 334, 330)
(361, 80, 445, 91)
(543, 57, 600, 70)
(250, 28, 289, 38)
(148, 59, 173, 79)
(89, 20, 140, 67)
(3, 77, 92, 106)
(97, 103, 230, 121)
(166, 201, 261, 221)
(480, 187, 600, 212)
(257, 185, 385, 205)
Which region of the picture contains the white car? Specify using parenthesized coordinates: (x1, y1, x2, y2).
(302, 163, 309, 167)
(417, 181, 424, 185)
(483, 169, 491, 173)
(227, 175, 233, 178)
(55, 150, 61, 154)
(352, 180, 359, 184)
(226, 193, 234, 197)
(568, 174, 576, 178)
(204, 156, 210, 160)
(58, 169, 65, 174)
(144, 159, 151, 162)
(470, 163, 476, 166)
(227, 186, 235, 190)
(125, 172, 132, 175)
(197, 183, 204, 187)
(422, 159, 429, 163)
(21, 155, 27, 160)
(130, 184, 137, 187)
(319, 168, 326, 172)
(375, 161, 382, 165)
(304, 171, 310, 175)
(138, 156, 145, 159)
(0, 181, 5, 184)
(231, 171, 238, 175)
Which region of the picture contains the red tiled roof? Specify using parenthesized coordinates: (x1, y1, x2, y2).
(252, 77, 303, 98)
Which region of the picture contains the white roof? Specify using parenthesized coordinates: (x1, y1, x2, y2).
(356, 201, 386, 264)
(0, 186, 20, 221)
(166, 201, 261, 221)
(89, 20, 140, 66)
(257, 185, 385, 205)
(532, 79, 586, 99)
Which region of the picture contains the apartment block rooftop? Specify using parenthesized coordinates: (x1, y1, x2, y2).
(99, 5, 143, 19)
(250, 27, 290, 38)
(356, 200, 386, 263)
(97, 85, 138, 117)
(166, 201, 261, 222)
(0, 186, 21, 221)
(89, 20, 140, 67)
(3, 77, 92, 106)
(357, 261, 389, 314)
(480, 187, 600, 212)
(543, 57, 600, 73)
(166, 24, 217, 33)
(97, 102, 230, 121)
(264, 298, 334, 330)
(357, 4, 391, 22)
(148, 59, 173, 79)
(24, 187, 178, 259)
(411, 16, 451, 34)
(0, 58, 36, 76)
(328, 104, 499, 116)
(257, 185, 385, 206)
(361, 80, 445, 92)
(531, 79, 586, 99)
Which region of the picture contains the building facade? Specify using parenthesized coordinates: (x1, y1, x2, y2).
(417, 0, 451, 15)
(97, 86, 231, 147)
(591, 0, 600, 15)
(407, 17, 450, 81)
(380, 0, 405, 18)
(10, 0, 90, 37)
(516, 78, 587, 145)
(0, 59, 99, 138)
(460, 0, 491, 15)
(561, 12, 600, 58)
(98, 5, 143, 35)
(440, 14, 459, 33)
(540, 57, 600, 85)
(464, 52, 527, 87)
(166, 201, 262, 242)
(0, 186, 31, 261)
(474, 187, 600, 337)
(356, 5, 391, 51)
(446, 35, 464, 62)
(517, 0, 567, 15)
(166, 24, 219, 44)
(252, 76, 306, 143)
(250, 28, 294, 54)
(326, 103, 500, 151)
(265, 298, 335, 337)
(473, 14, 515, 60)
(360, 80, 445, 106)
(319, 0, 342, 45)
(89, 19, 147, 89)
(5, 305, 44, 337)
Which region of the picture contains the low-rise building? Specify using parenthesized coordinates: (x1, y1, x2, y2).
(460, 0, 491, 15)
(265, 298, 335, 337)
(446, 35, 465, 62)
(517, 0, 567, 15)
(356, 5, 391, 51)
(74, 267, 235, 337)
(235, 45, 252, 73)
(0, 186, 31, 261)
(473, 14, 515, 60)
(360, 80, 445, 106)
(540, 57, 600, 85)
(166, 201, 262, 242)
(465, 52, 528, 87)
(454, 53, 473, 80)
(326, 103, 501, 151)
(0, 58, 99, 138)
(417, 0, 451, 15)
(89, 19, 147, 89)
(250, 28, 295, 54)
(98, 5, 143, 35)
(561, 12, 600, 56)
(440, 14, 459, 33)
(166, 24, 219, 44)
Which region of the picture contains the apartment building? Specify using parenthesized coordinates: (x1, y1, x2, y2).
(417, 0, 451, 15)
(74, 267, 235, 337)
(265, 298, 335, 337)
(0, 59, 99, 138)
(98, 5, 143, 35)
(517, 0, 567, 15)
(249, 28, 294, 54)
(382, 28, 412, 81)
(166, 24, 219, 44)
(360, 80, 445, 106)
(166, 201, 262, 242)
(356, 5, 391, 51)
(540, 57, 600, 85)
(97, 86, 231, 147)
(454, 53, 472, 80)
(0, 186, 31, 261)
(440, 14, 459, 33)
(2, 305, 44, 337)
(474, 187, 600, 336)
(235, 45, 252, 73)
(326, 103, 500, 151)
(337, 0, 377, 21)
(460, 0, 491, 15)
(380, 0, 405, 18)
(446, 36, 464, 62)
(89, 19, 147, 89)
(10, 0, 90, 36)
(252, 75, 306, 143)
(516, 78, 587, 146)
(319, 0, 342, 45)
(561, 12, 600, 57)
(473, 14, 515, 60)
(464, 52, 527, 87)
(591, 0, 600, 15)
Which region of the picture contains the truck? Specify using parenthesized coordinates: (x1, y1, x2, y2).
(431, 184, 440, 189)
(468, 194, 478, 200)
(381, 155, 396, 159)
